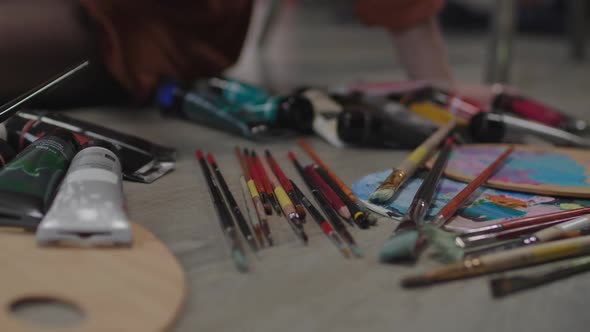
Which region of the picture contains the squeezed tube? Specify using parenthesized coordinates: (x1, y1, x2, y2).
(36, 140, 132, 246)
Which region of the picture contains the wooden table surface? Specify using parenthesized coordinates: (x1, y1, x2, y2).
(58, 107, 589, 332)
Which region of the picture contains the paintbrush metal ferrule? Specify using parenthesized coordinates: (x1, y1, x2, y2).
(373, 169, 405, 194)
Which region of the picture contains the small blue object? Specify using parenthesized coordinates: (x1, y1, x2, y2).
(156, 81, 178, 108)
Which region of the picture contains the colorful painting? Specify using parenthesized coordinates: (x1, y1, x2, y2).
(445, 145, 590, 187)
(352, 169, 590, 233)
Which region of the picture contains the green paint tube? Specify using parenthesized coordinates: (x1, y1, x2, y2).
(0, 130, 80, 230)
(194, 77, 315, 133)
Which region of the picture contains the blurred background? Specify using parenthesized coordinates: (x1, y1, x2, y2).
(229, 0, 589, 113)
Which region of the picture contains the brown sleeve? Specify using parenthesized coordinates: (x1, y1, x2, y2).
(79, 0, 253, 103)
(354, 0, 444, 31)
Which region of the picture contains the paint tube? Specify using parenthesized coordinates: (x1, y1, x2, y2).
(295, 87, 347, 147)
(0, 138, 16, 167)
(0, 130, 80, 230)
(193, 77, 315, 133)
(36, 140, 132, 246)
(0, 109, 175, 183)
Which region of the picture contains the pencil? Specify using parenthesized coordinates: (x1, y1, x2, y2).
(235, 147, 273, 246)
(245, 148, 272, 215)
(253, 151, 281, 215)
(315, 166, 369, 229)
(195, 149, 248, 272)
(305, 165, 353, 226)
(369, 118, 456, 204)
(430, 145, 514, 227)
(402, 235, 590, 288)
(259, 152, 308, 244)
(288, 151, 362, 257)
(291, 180, 350, 258)
(207, 152, 258, 252)
(239, 175, 265, 247)
(265, 149, 306, 220)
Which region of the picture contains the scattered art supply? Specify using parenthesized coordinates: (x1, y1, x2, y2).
(490, 255, 590, 298)
(396, 85, 484, 121)
(265, 149, 306, 219)
(235, 147, 272, 245)
(239, 176, 265, 247)
(336, 99, 436, 149)
(36, 140, 132, 246)
(245, 148, 271, 214)
(306, 165, 353, 226)
(430, 146, 514, 227)
(253, 151, 280, 215)
(195, 77, 315, 133)
(492, 92, 588, 134)
(3, 109, 176, 183)
(369, 118, 456, 204)
(379, 137, 454, 262)
(291, 180, 350, 258)
(0, 222, 186, 332)
(195, 150, 248, 272)
(259, 153, 308, 244)
(297, 88, 346, 147)
(207, 152, 259, 253)
(297, 138, 380, 225)
(469, 112, 590, 148)
(0, 130, 80, 230)
(0, 60, 89, 122)
(401, 235, 590, 288)
(315, 166, 368, 229)
(429, 144, 590, 198)
(352, 171, 590, 234)
(288, 151, 362, 257)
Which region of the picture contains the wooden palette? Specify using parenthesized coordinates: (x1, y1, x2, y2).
(426, 144, 590, 198)
(0, 223, 186, 332)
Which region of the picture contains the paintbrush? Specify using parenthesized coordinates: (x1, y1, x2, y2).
(207, 152, 259, 253)
(315, 166, 369, 229)
(296, 138, 378, 226)
(425, 208, 590, 262)
(265, 149, 306, 219)
(196, 150, 248, 272)
(490, 255, 590, 298)
(401, 235, 590, 288)
(0, 60, 90, 122)
(245, 148, 272, 215)
(465, 215, 590, 257)
(235, 147, 272, 245)
(369, 118, 456, 204)
(305, 165, 354, 226)
(422, 145, 514, 261)
(259, 151, 308, 244)
(253, 151, 281, 215)
(239, 176, 265, 247)
(379, 137, 454, 262)
(288, 151, 363, 257)
(291, 180, 350, 258)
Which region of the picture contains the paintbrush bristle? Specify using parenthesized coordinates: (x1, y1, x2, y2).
(379, 229, 420, 262)
(422, 224, 465, 263)
(231, 249, 249, 272)
(368, 188, 395, 204)
(350, 244, 364, 258)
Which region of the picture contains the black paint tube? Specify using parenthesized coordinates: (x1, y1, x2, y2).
(0, 129, 80, 230)
(1, 110, 176, 183)
(0, 138, 16, 167)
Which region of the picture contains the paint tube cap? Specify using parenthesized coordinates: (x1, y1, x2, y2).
(276, 95, 315, 134)
(336, 108, 374, 145)
(155, 80, 185, 115)
(84, 139, 122, 161)
(468, 111, 506, 143)
(48, 129, 81, 152)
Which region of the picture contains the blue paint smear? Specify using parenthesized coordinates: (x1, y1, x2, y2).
(352, 169, 590, 222)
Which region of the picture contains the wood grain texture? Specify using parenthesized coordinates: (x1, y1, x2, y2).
(426, 144, 590, 198)
(0, 223, 186, 332)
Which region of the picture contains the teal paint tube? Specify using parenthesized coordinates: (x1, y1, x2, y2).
(0, 130, 80, 230)
(194, 77, 315, 133)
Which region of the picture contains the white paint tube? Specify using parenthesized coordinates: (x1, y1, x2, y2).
(36, 140, 132, 246)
